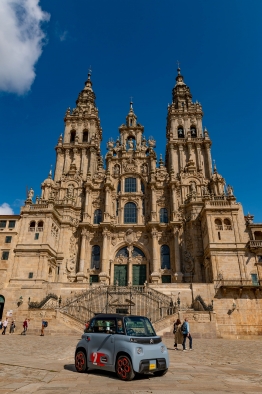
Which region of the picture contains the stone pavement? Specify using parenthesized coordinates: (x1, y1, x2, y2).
(0, 333, 262, 393)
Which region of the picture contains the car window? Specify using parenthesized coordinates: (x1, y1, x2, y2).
(124, 316, 156, 337)
(93, 318, 116, 334)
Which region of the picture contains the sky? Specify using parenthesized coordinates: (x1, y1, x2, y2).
(0, 0, 261, 221)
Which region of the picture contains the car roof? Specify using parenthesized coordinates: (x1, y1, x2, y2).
(93, 313, 147, 319)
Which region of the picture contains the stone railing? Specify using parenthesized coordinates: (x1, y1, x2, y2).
(214, 279, 260, 288)
(249, 240, 262, 248)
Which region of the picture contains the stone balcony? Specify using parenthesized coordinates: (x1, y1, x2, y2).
(214, 279, 262, 297)
(249, 240, 262, 251)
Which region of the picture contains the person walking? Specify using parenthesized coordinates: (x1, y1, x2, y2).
(181, 317, 193, 351)
(2, 318, 8, 335)
(9, 320, 16, 334)
(173, 318, 183, 350)
(40, 320, 48, 336)
(21, 318, 28, 335)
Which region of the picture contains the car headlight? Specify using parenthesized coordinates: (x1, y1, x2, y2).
(136, 347, 143, 354)
(160, 346, 165, 353)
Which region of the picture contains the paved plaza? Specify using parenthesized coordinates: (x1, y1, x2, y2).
(0, 334, 261, 393)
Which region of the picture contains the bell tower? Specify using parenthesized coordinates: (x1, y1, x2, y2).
(54, 71, 102, 183)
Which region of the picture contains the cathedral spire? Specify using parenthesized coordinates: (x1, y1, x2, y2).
(126, 98, 137, 127)
(76, 68, 96, 108)
(172, 66, 192, 107)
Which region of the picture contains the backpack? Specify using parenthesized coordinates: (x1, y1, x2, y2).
(181, 322, 187, 333)
(43, 321, 48, 328)
(173, 323, 177, 334)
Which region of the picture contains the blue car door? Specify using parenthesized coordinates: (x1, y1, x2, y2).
(88, 318, 116, 368)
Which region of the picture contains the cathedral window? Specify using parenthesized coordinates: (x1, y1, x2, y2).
(70, 130, 76, 143)
(142, 200, 145, 216)
(37, 221, 44, 231)
(91, 245, 100, 269)
(160, 208, 168, 223)
(190, 126, 197, 138)
(161, 245, 170, 269)
(94, 209, 102, 224)
(5, 236, 12, 243)
(117, 182, 121, 193)
(8, 220, 16, 228)
(1, 251, 9, 260)
(254, 231, 262, 240)
(177, 127, 184, 138)
(215, 219, 223, 230)
(125, 178, 136, 192)
(224, 218, 232, 230)
(83, 130, 88, 142)
(124, 202, 137, 223)
(116, 200, 119, 216)
(0, 221, 7, 228)
(218, 231, 221, 240)
(141, 181, 145, 194)
(34, 233, 39, 240)
(29, 221, 36, 231)
(28, 272, 33, 279)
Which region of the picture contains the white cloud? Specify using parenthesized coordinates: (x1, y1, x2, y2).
(0, 0, 50, 95)
(0, 203, 14, 215)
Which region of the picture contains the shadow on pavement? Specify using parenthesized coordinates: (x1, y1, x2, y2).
(63, 364, 152, 380)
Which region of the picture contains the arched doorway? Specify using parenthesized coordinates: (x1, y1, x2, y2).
(0, 295, 5, 320)
(114, 246, 147, 286)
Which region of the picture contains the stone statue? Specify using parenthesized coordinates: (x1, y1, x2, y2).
(28, 188, 34, 200)
(114, 165, 120, 175)
(128, 138, 134, 150)
(227, 184, 233, 196)
(67, 184, 74, 198)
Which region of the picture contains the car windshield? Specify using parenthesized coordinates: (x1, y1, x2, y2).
(124, 316, 156, 337)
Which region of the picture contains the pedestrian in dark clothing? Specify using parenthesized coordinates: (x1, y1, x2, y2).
(21, 319, 28, 335)
(181, 317, 193, 351)
(2, 319, 8, 335)
(10, 320, 16, 333)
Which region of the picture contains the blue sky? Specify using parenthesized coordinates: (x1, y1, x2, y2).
(0, 0, 261, 221)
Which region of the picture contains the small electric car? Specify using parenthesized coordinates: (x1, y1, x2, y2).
(75, 313, 169, 381)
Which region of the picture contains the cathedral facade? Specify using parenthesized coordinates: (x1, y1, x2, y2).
(1, 69, 262, 336)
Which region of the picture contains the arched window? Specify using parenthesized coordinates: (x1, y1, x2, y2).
(70, 130, 76, 143)
(215, 219, 223, 230)
(161, 245, 170, 269)
(125, 178, 136, 192)
(160, 208, 168, 223)
(37, 221, 44, 231)
(91, 245, 100, 269)
(224, 218, 232, 230)
(178, 127, 184, 138)
(29, 221, 36, 231)
(124, 202, 137, 223)
(83, 130, 88, 142)
(94, 209, 102, 224)
(190, 126, 197, 138)
(116, 246, 145, 258)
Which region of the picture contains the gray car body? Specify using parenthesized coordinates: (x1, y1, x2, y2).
(75, 314, 169, 374)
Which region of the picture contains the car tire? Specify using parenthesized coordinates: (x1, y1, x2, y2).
(154, 368, 168, 377)
(116, 355, 135, 381)
(75, 350, 88, 373)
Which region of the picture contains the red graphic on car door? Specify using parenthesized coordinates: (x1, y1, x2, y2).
(90, 352, 108, 366)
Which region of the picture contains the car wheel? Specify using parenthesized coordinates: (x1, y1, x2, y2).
(116, 355, 135, 381)
(154, 368, 168, 377)
(75, 350, 87, 373)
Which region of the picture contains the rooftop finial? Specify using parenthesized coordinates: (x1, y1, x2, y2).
(130, 96, 133, 110)
(48, 165, 53, 179)
(88, 65, 92, 80)
(177, 60, 181, 75)
(213, 159, 217, 173)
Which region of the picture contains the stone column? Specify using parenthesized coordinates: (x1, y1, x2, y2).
(174, 228, 183, 282)
(80, 148, 86, 175)
(178, 145, 184, 172)
(99, 229, 110, 284)
(76, 229, 88, 281)
(151, 187, 157, 221)
(63, 149, 70, 174)
(54, 148, 64, 181)
(196, 144, 202, 171)
(89, 147, 97, 176)
(151, 228, 160, 283)
(171, 186, 176, 220)
(205, 143, 212, 178)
